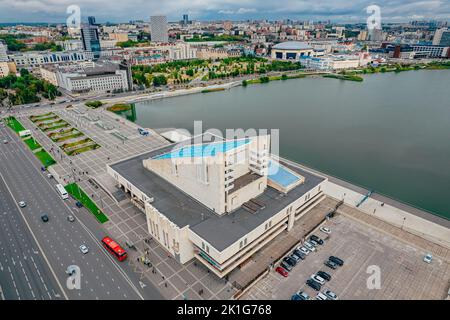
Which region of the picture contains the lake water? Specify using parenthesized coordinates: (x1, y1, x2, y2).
(125, 70, 450, 219)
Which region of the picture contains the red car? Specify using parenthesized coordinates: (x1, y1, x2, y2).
(275, 266, 289, 277)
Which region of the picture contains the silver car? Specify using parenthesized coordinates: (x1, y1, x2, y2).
(79, 244, 89, 254)
(324, 290, 338, 300)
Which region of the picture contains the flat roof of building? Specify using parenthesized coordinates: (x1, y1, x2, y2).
(110, 137, 326, 251)
(273, 41, 312, 51)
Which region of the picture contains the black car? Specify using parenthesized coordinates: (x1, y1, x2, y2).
(306, 279, 321, 291)
(293, 249, 306, 260)
(281, 261, 293, 272)
(324, 260, 337, 269)
(329, 256, 344, 266)
(317, 270, 331, 281)
(290, 253, 302, 263)
(75, 201, 83, 208)
(283, 256, 297, 267)
(41, 214, 49, 222)
(310, 235, 324, 245)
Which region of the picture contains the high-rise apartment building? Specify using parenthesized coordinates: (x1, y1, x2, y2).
(88, 16, 97, 26)
(182, 14, 189, 25)
(433, 28, 450, 46)
(0, 40, 8, 62)
(150, 15, 168, 43)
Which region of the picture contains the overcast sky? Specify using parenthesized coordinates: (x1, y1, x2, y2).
(0, 0, 449, 23)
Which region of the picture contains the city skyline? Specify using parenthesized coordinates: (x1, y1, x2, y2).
(0, 0, 449, 23)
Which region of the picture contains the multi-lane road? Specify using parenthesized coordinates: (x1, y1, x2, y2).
(0, 122, 163, 300)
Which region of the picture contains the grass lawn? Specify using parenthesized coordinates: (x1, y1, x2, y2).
(34, 149, 56, 168)
(65, 183, 109, 223)
(66, 144, 101, 156)
(5, 117, 26, 133)
(52, 132, 84, 143)
(23, 137, 42, 151)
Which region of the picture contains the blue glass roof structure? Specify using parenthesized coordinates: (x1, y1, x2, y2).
(267, 161, 301, 188)
(153, 138, 250, 160)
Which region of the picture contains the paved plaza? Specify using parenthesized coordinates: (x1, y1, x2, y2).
(241, 213, 450, 300)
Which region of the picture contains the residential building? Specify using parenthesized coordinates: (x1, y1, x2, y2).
(0, 40, 8, 62)
(196, 47, 240, 60)
(0, 62, 9, 78)
(56, 39, 84, 51)
(107, 133, 327, 278)
(150, 15, 168, 43)
(109, 32, 129, 42)
(432, 28, 450, 46)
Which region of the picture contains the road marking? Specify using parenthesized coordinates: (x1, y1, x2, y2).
(2, 125, 145, 300)
(0, 170, 69, 300)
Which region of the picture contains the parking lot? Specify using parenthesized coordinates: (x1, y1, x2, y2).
(241, 214, 450, 300)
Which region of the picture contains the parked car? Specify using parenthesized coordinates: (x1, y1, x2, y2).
(324, 290, 338, 300)
(67, 215, 75, 222)
(320, 227, 331, 234)
(304, 241, 316, 251)
(41, 214, 49, 222)
(3, 139, 8, 144)
(317, 271, 331, 281)
(423, 254, 433, 264)
(293, 249, 306, 260)
(283, 256, 297, 267)
(281, 261, 293, 272)
(275, 266, 289, 277)
(291, 294, 302, 300)
(316, 292, 328, 300)
(297, 291, 310, 300)
(310, 239, 319, 246)
(18, 201, 27, 208)
(79, 244, 89, 254)
(324, 260, 338, 270)
(329, 256, 344, 266)
(310, 235, 324, 245)
(311, 274, 326, 285)
(298, 246, 310, 255)
(290, 253, 301, 263)
(75, 201, 83, 208)
(306, 279, 321, 291)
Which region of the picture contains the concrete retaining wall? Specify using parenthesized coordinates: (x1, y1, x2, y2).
(324, 181, 450, 249)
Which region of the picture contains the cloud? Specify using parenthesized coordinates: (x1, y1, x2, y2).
(219, 7, 257, 15)
(0, 0, 448, 22)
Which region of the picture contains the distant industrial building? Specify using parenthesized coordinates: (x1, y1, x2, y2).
(271, 41, 314, 61)
(150, 15, 168, 43)
(107, 133, 327, 278)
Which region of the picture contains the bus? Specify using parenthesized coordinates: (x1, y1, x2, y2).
(101, 236, 127, 261)
(56, 184, 69, 200)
